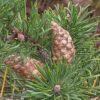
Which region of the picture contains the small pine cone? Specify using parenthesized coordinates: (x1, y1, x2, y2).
(17, 32, 25, 41)
(37, 47, 50, 62)
(53, 84, 61, 95)
(11, 28, 25, 41)
(51, 21, 75, 63)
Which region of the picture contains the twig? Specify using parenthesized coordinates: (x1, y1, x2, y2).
(0, 67, 8, 98)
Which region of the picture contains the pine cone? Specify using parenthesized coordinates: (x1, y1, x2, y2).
(6, 27, 25, 42)
(37, 47, 50, 62)
(4, 54, 44, 79)
(51, 21, 75, 63)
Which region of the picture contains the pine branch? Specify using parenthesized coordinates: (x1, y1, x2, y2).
(0, 0, 100, 99)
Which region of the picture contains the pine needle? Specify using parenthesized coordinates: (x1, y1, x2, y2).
(0, 67, 8, 98)
(92, 77, 97, 88)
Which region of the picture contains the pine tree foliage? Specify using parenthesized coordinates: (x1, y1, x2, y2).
(0, 0, 100, 100)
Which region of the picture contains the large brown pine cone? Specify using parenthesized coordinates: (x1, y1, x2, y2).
(51, 21, 75, 63)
